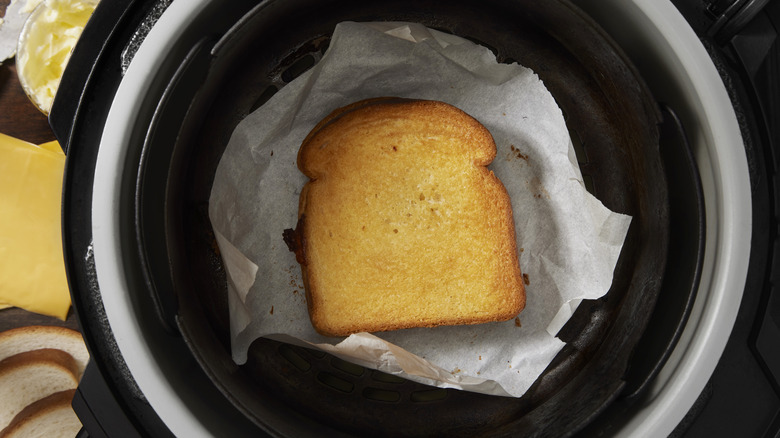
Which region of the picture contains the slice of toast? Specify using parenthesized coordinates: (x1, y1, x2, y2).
(286, 98, 525, 337)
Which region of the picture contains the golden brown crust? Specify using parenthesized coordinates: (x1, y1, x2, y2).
(291, 98, 525, 337)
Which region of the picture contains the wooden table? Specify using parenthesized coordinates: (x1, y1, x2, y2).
(1, 0, 80, 332)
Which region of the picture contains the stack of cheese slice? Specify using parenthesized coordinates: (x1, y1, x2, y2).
(0, 326, 88, 437)
(0, 133, 71, 320)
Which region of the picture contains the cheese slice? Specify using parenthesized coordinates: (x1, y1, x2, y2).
(0, 133, 70, 319)
(37, 140, 63, 154)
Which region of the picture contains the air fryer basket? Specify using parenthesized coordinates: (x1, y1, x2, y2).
(129, 0, 699, 435)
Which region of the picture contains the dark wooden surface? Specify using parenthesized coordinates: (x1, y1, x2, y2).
(1, 0, 80, 333)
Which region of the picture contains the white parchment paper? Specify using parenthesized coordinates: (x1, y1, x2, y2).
(208, 22, 632, 398)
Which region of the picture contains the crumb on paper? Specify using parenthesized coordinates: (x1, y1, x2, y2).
(526, 176, 550, 199)
(523, 273, 530, 285)
(270, 306, 274, 315)
(514, 317, 522, 327)
(508, 144, 530, 162)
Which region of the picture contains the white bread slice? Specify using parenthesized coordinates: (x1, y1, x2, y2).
(0, 326, 88, 377)
(288, 98, 525, 336)
(0, 349, 79, 428)
(0, 389, 81, 438)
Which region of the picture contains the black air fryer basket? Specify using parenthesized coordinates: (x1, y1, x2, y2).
(53, 0, 704, 436)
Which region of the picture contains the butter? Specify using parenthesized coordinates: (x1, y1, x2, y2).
(0, 133, 70, 319)
(15, 0, 98, 114)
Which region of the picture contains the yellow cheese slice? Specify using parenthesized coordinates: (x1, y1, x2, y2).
(0, 133, 70, 319)
(37, 140, 63, 154)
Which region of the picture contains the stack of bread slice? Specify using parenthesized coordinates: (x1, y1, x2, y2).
(0, 326, 88, 437)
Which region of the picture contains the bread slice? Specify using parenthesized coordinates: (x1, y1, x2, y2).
(0, 326, 89, 377)
(0, 349, 80, 428)
(286, 98, 525, 337)
(0, 389, 81, 438)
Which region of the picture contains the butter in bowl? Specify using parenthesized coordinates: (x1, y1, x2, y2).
(15, 0, 99, 115)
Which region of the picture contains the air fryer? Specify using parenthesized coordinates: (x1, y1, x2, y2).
(51, 0, 733, 436)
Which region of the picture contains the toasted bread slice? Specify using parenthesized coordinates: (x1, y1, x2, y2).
(0, 390, 81, 438)
(287, 98, 525, 336)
